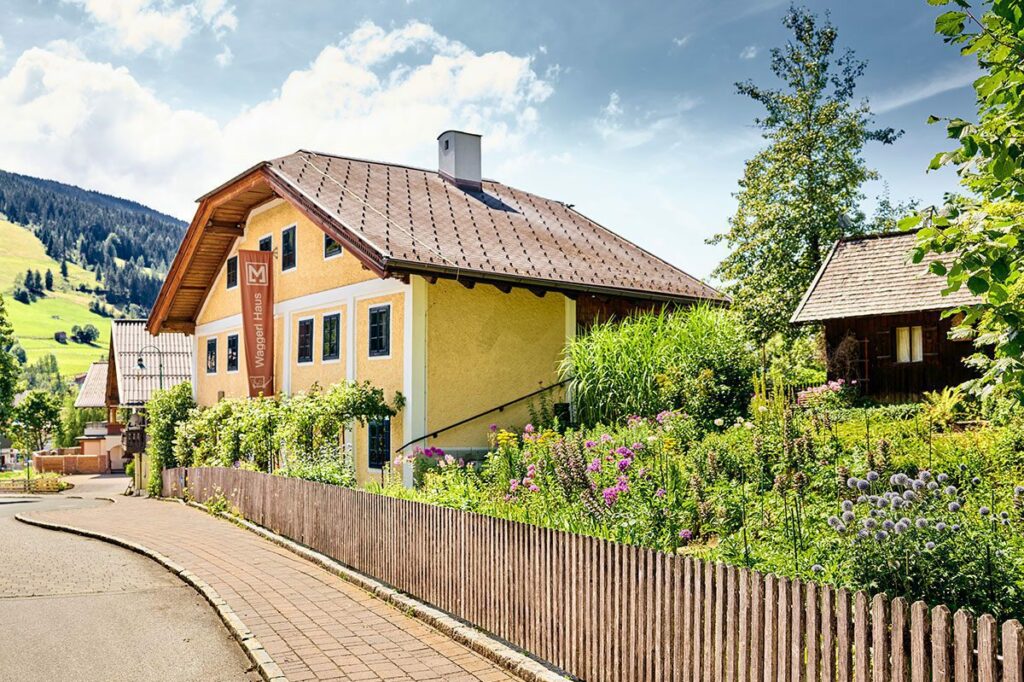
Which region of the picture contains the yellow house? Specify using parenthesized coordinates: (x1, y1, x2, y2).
(147, 131, 724, 484)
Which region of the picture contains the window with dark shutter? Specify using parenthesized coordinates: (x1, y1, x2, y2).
(322, 313, 340, 361)
(297, 318, 313, 364)
(923, 325, 940, 364)
(259, 235, 272, 252)
(206, 338, 217, 374)
(282, 226, 296, 271)
(368, 305, 390, 357)
(227, 334, 239, 372)
(226, 256, 238, 289)
(875, 330, 892, 363)
(368, 418, 390, 469)
(324, 234, 342, 259)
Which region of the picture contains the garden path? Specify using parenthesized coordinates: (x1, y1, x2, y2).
(23, 495, 519, 682)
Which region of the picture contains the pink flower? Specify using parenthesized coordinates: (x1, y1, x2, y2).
(679, 529, 693, 541)
(587, 458, 601, 473)
(509, 479, 519, 491)
(524, 423, 535, 434)
(617, 458, 631, 472)
(600, 434, 612, 443)
(655, 488, 666, 498)
(528, 484, 540, 493)
(602, 487, 620, 506)
(489, 423, 498, 432)
(616, 446, 634, 458)
(584, 440, 597, 449)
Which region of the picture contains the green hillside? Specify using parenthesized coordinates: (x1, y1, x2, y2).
(1, 219, 110, 375)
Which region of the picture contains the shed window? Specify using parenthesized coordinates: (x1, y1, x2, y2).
(226, 333, 239, 372)
(324, 234, 342, 259)
(322, 313, 340, 361)
(896, 326, 923, 363)
(206, 338, 217, 374)
(258, 235, 272, 252)
(282, 226, 296, 271)
(226, 256, 238, 289)
(368, 305, 390, 357)
(297, 318, 313, 364)
(368, 418, 390, 469)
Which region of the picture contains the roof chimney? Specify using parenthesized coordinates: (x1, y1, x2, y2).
(437, 130, 482, 190)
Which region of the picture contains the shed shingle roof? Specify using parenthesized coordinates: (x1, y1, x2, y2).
(111, 320, 192, 405)
(264, 151, 725, 302)
(791, 231, 979, 324)
(74, 362, 108, 409)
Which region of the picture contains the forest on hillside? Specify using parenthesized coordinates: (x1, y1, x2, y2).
(0, 169, 187, 314)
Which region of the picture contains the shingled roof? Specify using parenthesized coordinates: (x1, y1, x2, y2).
(74, 361, 108, 409)
(150, 147, 724, 333)
(110, 320, 192, 405)
(791, 231, 979, 324)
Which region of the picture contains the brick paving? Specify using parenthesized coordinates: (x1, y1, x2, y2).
(30, 497, 519, 682)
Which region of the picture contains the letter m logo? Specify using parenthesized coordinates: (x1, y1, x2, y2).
(246, 262, 268, 285)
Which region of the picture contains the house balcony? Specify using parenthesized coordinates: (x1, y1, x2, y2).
(84, 422, 122, 437)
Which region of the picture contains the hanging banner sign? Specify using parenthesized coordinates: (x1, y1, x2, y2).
(238, 249, 275, 397)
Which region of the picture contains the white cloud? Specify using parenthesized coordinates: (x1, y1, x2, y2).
(739, 45, 758, 60)
(215, 45, 232, 67)
(0, 21, 552, 217)
(871, 63, 980, 114)
(65, 0, 237, 54)
(593, 91, 698, 151)
(672, 35, 691, 48)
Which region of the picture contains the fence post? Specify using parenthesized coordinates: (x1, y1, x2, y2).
(1003, 620, 1024, 682)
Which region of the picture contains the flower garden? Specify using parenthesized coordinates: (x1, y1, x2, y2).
(147, 306, 1024, 622)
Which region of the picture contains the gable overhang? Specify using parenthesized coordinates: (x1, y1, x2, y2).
(147, 165, 390, 335)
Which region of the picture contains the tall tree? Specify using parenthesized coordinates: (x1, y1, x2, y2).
(44, 269, 53, 291)
(910, 0, 1024, 399)
(709, 5, 900, 343)
(0, 294, 18, 429)
(12, 391, 61, 452)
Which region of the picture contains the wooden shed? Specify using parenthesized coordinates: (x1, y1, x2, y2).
(790, 231, 978, 402)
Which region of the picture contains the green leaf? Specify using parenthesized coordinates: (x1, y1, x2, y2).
(935, 11, 967, 37)
(929, 261, 948, 276)
(927, 115, 942, 124)
(993, 153, 1016, 180)
(992, 258, 1011, 282)
(898, 214, 923, 231)
(967, 275, 990, 295)
(926, 0, 952, 4)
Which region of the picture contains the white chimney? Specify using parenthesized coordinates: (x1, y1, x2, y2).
(437, 130, 482, 190)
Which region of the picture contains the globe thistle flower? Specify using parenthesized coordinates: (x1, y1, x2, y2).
(980, 506, 991, 516)
(857, 529, 870, 541)
(894, 473, 910, 487)
(891, 498, 904, 510)
(882, 519, 896, 531)
(912, 479, 926, 491)
(903, 490, 916, 501)
(1002, 518, 1011, 526)
(919, 470, 932, 481)
(925, 541, 936, 551)
(1015, 485, 1024, 496)
(915, 518, 929, 529)
(842, 500, 854, 512)
(866, 471, 880, 482)
(846, 477, 858, 489)
(870, 509, 880, 518)
(842, 511, 856, 524)
(894, 522, 907, 535)
(857, 495, 868, 504)
(864, 518, 877, 530)
(972, 476, 982, 485)
(948, 502, 962, 512)
(1001, 511, 1010, 520)
(951, 524, 961, 532)
(875, 530, 889, 542)
(857, 479, 870, 491)
(944, 486, 958, 496)
(927, 481, 938, 491)
(937, 473, 949, 483)
(900, 517, 912, 527)
(811, 564, 824, 574)
(936, 522, 947, 532)
(827, 515, 841, 529)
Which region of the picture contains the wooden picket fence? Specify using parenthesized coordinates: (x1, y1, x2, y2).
(163, 466, 1024, 682)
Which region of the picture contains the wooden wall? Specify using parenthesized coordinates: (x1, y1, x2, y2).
(823, 310, 975, 402)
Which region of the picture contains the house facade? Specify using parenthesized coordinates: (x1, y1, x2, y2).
(791, 231, 978, 401)
(148, 131, 725, 484)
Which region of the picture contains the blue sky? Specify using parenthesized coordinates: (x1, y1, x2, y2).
(0, 1, 978, 280)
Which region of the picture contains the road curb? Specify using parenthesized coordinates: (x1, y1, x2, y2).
(13, 513, 286, 682)
(182, 500, 569, 682)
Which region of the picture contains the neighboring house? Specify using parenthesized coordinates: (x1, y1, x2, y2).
(791, 231, 978, 401)
(75, 320, 192, 484)
(147, 130, 725, 485)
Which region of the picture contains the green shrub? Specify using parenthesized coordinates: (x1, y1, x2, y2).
(561, 306, 756, 430)
(145, 382, 195, 495)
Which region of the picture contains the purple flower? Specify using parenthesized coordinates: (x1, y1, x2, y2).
(654, 488, 666, 498)
(524, 423, 535, 434)
(857, 480, 870, 491)
(679, 529, 693, 541)
(585, 440, 597, 449)
(842, 511, 856, 524)
(841, 500, 854, 512)
(915, 518, 928, 529)
(866, 471, 879, 482)
(980, 506, 991, 516)
(617, 458, 631, 472)
(602, 487, 619, 506)
(587, 458, 601, 473)
(600, 433, 612, 443)
(616, 446, 634, 458)
(489, 423, 498, 432)
(925, 541, 936, 551)
(948, 501, 962, 512)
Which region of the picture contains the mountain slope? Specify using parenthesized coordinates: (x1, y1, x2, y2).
(0, 169, 187, 314)
(1, 219, 110, 375)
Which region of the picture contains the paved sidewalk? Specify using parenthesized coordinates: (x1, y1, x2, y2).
(28, 497, 518, 682)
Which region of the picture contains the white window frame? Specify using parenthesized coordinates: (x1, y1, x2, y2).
(321, 311, 342, 364)
(226, 332, 240, 374)
(225, 255, 238, 290)
(323, 233, 344, 261)
(205, 337, 218, 375)
(257, 232, 273, 254)
(296, 316, 315, 365)
(367, 302, 392, 360)
(281, 223, 298, 273)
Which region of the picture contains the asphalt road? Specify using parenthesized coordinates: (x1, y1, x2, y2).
(0, 477, 260, 682)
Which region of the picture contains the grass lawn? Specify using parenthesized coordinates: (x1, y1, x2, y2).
(0, 219, 111, 375)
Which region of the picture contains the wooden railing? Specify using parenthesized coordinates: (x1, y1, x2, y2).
(163, 467, 1024, 682)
